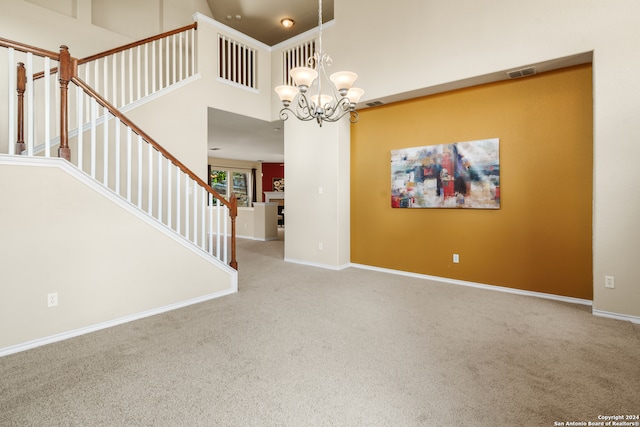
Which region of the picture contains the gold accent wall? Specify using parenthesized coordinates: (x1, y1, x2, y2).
(351, 64, 593, 299)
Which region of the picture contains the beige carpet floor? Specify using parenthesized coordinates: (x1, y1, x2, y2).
(1, 233, 639, 426)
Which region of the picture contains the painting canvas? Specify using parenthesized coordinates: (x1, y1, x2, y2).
(272, 178, 285, 192)
(391, 138, 500, 209)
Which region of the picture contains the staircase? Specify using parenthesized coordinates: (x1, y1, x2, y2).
(0, 24, 238, 270)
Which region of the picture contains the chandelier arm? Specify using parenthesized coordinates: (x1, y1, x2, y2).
(279, 107, 316, 122)
(320, 108, 353, 123)
(322, 96, 352, 120)
(295, 93, 316, 118)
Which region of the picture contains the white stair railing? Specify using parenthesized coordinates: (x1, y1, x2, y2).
(71, 76, 237, 267)
(78, 23, 197, 109)
(1, 27, 239, 270)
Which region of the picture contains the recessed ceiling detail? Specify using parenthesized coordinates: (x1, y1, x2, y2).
(207, 0, 334, 46)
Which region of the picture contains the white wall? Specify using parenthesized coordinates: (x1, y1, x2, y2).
(3, 0, 639, 320)
(323, 0, 640, 318)
(284, 118, 350, 269)
(0, 158, 236, 352)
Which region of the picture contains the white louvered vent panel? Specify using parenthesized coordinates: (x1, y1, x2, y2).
(282, 39, 316, 85)
(218, 34, 257, 89)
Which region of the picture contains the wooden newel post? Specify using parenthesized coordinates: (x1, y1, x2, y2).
(229, 193, 238, 270)
(58, 45, 73, 161)
(16, 62, 26, 154)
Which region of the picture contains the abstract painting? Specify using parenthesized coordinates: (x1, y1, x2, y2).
(391, 138, 500, 209)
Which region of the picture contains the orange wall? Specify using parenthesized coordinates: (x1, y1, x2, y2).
(351, 64, 593, 299)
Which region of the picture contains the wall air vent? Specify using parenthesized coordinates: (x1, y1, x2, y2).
(507, 67, 536, 79)
(366, 100, 385, 107)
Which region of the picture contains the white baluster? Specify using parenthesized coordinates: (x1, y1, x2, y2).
(77, 86, 84, 170)
(112, 54, 117, 107)
(176, 167, 181, 235)
(158, 150, 163, 223)
(103, 108, 109, 186)
(159, 38, 164, 90)
(147, 142, 153, 215)
(115, 119, 121, 195)
(103, 57, 108, 104)
(144, 43, 149, 97)
(178, 34, 183, 82)
(8, 48, 15, 155)
(220, 36, 225, 80)
(128, 49, 133, 105)
(185, 175, 190, 239)
(136, 46, 141, 102)
(44, 56, 51, 157)
(26, 52, 33, 156)
(223, 204, 228, 263)
(190, 29, 196, 76)
(137, 134, 143, 209)
(193, 179, 198, 244)
(172, 34, 177, 85)
(252, 50, 256, 89)
(231, 40, 235, 85)
(167, 160, 172, 228)
(90, 98, 97, 178)
(126, 127, 132, 202)
(201, 186, 206, 249)
(151, 40, 157, 94)
(216, 198, 221, 258)
(208, 194, 213, 255)
(120, 51, 126, 107)
(94, 58, 99, 99)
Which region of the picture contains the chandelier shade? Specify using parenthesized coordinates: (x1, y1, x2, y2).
(346, 87, 365, 103)
(274, 0, 363, 126)
(290, 67, 318, 90)
(274, 85, 300, 107)
(329, 71, 358, 95)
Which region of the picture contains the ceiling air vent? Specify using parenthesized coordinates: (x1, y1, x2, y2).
(366, 100, 385, 107)
(506, 66, 536, 79)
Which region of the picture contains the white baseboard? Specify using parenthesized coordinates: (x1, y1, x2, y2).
(350, 262, 593, 306)
(592, 309, 640, 324)
(237, 234, 279, 241)
(0, 288, 236, 358)
(285, 257, 351, 271)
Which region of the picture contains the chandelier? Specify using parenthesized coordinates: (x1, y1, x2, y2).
(274, 0, 364, 127)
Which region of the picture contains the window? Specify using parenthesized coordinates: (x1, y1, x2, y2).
(210, 169, 227, 197)
(232, 171, 249, 207)
(209, 168, 251, 207)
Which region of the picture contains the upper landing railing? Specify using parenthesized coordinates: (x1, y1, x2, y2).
(1, 25, 238, 270)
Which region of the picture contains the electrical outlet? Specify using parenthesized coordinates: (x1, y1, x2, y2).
(318, 242, 323, 250)
(605, 276, 615, 289)
(47, 292, 58, 307)
(453, 254, 460, 264)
